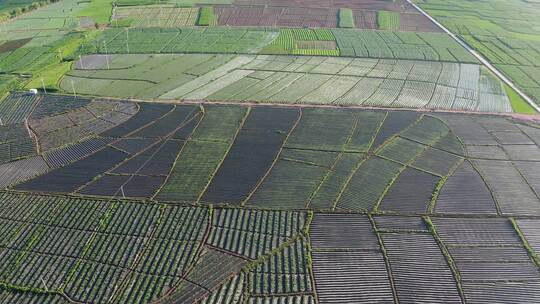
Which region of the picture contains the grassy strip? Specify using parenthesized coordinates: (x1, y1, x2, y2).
(261, 28, 338, 56)
(338, 8, 355, 28)
(196, 6, 216, 26)
(368, 214, 399, 303)
(504, 84, 537, 114)
(427, 158, 465, 213)
(0, 281, 59, 295)
(377, 10, 400, 31)
(509, 218, 540, 268)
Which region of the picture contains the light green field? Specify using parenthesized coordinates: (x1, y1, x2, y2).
(60, 53, 512, 112)
(377, 11, 400, 30)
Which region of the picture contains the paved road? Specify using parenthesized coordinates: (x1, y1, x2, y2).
(406, 0, 540, 113)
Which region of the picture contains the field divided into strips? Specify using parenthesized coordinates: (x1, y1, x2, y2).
(62, 54, 512, 112)
(112, 5, 199, 27)
(28, 97, 136, 151)
(0, 192, 309, 304)
(332, 29, 476, 62)
(17, 101, 206, 198)
(310, 214, 395, 303)
(0, 94, 537, 212)
(435, 114, 540, 216)
(375, 216, 462, 303)
(0, 191, 210, 303)
(84, 27, 278, 55)
(82, 27, 470, 62)
(416, 0, 540, 106)
(260, 29, 339, 56)
(0, 95, 537, 302)
(377, 10, 400, 31)
(215, 5, 340, 28)
(0, 0, 86, 34)
(431, 218, 540, 303)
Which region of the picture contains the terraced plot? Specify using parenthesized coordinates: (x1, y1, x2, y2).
(62, 54, 512, 112)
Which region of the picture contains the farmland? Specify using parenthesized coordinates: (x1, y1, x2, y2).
(415, 0, 540, 106)
(80, 27, 475, 62)
(112, 5, 200, 27)
(0, 93, 535, 210)
(61, 53, 512, 112)
(0, 94, 537, 302)
(209, 0, 441, 31)
(0, 0, 539, 302)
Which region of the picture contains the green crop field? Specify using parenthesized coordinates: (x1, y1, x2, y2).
(61, 53, 511, 112)
(415, 0, 540, 106)
(77, 0, 113, 25)
(333, 29, 477, 62)
(81, 27, 476, 62)
(338, 8, 355, 28)
(82, 27, 278, 54)
(377, 10, 400, 31)
(112, 5, 199, 27)
(261, 28, 339, 56)
(196, 6, 217, 26)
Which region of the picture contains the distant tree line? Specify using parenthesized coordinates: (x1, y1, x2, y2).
(0, 0, 61, 22)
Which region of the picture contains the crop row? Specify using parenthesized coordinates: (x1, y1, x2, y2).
(86, 27, 277, 55)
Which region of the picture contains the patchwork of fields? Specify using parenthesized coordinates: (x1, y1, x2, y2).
(62, 53, 512, 112)
(0, 0, 539, 302)
(416, 0, 540, 107)
(80, 27, 476, 62)
(0, 93, 538, 303)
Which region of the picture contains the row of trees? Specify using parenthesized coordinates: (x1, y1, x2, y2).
(0, 0, 61, 22)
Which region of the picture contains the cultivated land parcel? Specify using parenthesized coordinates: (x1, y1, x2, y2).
(0, 0, 539, 303)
